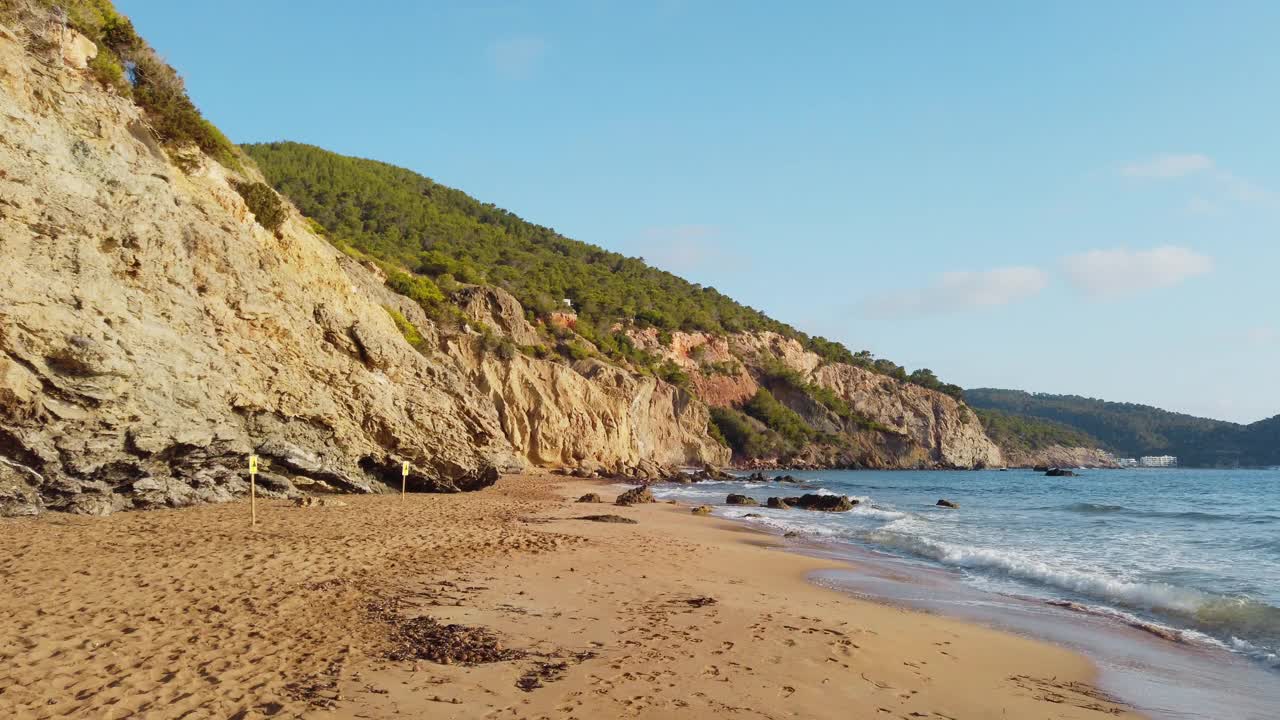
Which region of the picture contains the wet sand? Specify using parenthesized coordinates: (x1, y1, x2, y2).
(0, 474, 1141, 719)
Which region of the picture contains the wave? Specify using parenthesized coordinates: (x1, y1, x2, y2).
(1052, 502, 1276, 523)
(859, 528, 1280, 658)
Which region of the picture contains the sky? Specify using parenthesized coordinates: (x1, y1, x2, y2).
(119, 0, 1280, 424)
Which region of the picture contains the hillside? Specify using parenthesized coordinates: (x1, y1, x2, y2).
(242, 142, 966, 400)
(244, 143, 999, 470)
(0, 0, 1003, 517)
(967, 389, 1279, 467)
(973, 408, 1116, 468)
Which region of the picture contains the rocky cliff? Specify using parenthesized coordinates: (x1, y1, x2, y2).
(627, 330, 1004, 469)
(998, 446, 1119, 469)
(0, 11, 722, 516)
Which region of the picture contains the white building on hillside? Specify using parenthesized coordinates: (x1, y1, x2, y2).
(1139, 455, 1178, 468)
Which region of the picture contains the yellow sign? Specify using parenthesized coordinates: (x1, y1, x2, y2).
(249, 455, 258, 474)
(402, 461, 409, 477)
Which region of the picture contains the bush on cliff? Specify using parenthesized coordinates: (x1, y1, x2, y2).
(230, 180, 286, 233)
(744, 388, 814, 448)
(383, 306, 425, 349)
(37, 1, 240, 168)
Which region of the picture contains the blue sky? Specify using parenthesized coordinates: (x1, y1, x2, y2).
(119, 0, 1279, 424)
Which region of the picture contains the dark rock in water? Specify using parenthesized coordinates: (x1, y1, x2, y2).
(725, 493, 758, 506)
(701, 464, 732, 481)
(783, 531, 800, 538)
(766, 496, 791, 510)
(615, 486, 655, 506)
(1045, 468, 1077, 477)
(691, 505, 712, 515)
(1033, 465, 1050, 472)
(576, 493, 603, 503)
(576, 514, 637, 524)
(744, 472, 768, 483)
(936, 498, 959, 509)
(743, 513, 763, 518)
(786, 494, 856, 512)
(773, 474, 799, 483)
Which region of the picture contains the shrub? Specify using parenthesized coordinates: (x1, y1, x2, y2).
(710, 407, 779, 458)
(743, 388, 814, 448)
(385, 270, 445, 308)
(496, 337, 517, 361)
(383, 306, 424, 349)
(87, 49, 129, 94)
(231, 180, 286, 233)
(655, 359, 690, 388)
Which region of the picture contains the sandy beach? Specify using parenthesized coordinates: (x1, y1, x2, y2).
(0, 474, 1140, 719)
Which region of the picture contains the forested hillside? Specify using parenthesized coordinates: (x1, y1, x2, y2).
(966, 389, 1279, 467)
(973, 408, 1106, 455)
(242, 142, 962, 399)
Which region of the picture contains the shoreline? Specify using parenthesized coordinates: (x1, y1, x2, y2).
(0, 473, 1140, 719)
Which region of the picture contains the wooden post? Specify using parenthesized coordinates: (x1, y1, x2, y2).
(401, 461, 409, 500)
(249, 454, 258, 527)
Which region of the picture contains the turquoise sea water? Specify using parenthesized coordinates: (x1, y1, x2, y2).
(648, 468, 1280, 718)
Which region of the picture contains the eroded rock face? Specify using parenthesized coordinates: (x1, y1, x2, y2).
(0, 21, 727, 515)
(812, 363, 1002, 468)
(628, 328, 1003, 469)
(1000, 445, 1118, 469)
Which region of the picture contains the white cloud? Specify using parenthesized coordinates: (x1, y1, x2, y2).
(1120, 153, 1214, 179)
(1061, 246, 1212, 297)
(860, 266, 1048, 318)
(488, 35, 547, 79)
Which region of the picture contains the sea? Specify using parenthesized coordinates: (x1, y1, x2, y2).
(646, 467, 1280, 720)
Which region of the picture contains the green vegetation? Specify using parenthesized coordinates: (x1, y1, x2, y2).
(710, 407, 783, 458)
(230, 180, 286, 233)
(382, 306, 424, 349)
(967, 388, 1280, 467)
(28, 0, 239, 168)
(241, 142, 957, 394)
(758, 359, 893, 433)
(743, 388, 814, 449)
(973, 407, 1105, 454)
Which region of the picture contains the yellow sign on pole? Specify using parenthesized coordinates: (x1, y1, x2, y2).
(249, 454, 259, 527)
(401, 461, 409, 500)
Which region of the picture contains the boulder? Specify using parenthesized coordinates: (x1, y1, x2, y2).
(936, 498, 959, 509)
(576, 493, 603, 503)
(1045, 468, 1077, 477)
(615, 486, 655, 506)
(691, 505, 712, 516)
(725, 493, 758, 506)
(785, 494, 856, 512)
(766, 496, 791, 510)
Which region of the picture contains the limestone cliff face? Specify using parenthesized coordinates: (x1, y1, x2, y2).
(999, 445, 1118, 469)
(629, 330, 1004, 469)
(0, 19, 722, 515)
(343, 266, 729, 475)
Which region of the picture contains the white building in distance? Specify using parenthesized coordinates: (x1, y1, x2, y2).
(1139, 455, 1178, 468)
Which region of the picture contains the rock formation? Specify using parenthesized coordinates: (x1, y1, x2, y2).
(0, 10, 723, 515)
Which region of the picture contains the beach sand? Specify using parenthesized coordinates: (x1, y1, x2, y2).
(0, 474, 1140, 719)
